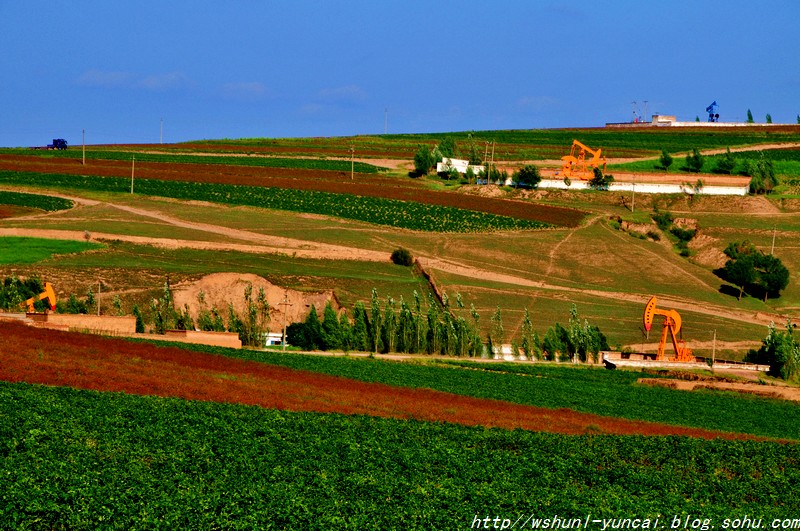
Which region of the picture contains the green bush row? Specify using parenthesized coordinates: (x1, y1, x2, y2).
(0, 190, 73, 211)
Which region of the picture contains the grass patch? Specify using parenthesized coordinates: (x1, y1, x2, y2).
(0, 236, 103, 265)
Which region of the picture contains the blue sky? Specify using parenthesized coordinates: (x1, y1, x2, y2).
(1, 1, 798, 147)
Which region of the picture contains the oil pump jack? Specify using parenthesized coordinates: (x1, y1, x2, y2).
(643, 296, 694, 362)
(22, 282, 57, 313)
(706, 101, 719, 122)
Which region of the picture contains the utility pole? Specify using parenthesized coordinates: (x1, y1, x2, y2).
(82, 129, 86, 165)
(350, 145, 354, 181)
(711, 329, 717, 368)
(490, 140, 496, 182)
(130, 156, 135, 194)
(771, 226, 776, 255)
(279, 290, 291, 351)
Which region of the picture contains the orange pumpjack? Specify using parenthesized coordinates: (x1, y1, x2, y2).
(23, 282, 57, 313)
(643, 296, 694, 362)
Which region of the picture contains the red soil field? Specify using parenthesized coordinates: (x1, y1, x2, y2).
(0, 155, 585, 227)
(0, 320, 760, 439)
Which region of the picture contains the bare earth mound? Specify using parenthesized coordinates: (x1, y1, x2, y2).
(0, 320, 764, 440)
(172, 273, 338, 333)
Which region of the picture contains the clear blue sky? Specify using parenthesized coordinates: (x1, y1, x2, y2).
(1, 1, 798, 147)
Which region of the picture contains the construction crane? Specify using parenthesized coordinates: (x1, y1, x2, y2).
(560, 140, 607, 181)
(706, 101, 719, 122)
(22, 282, 57, 313)
(643, 296, 694, 362)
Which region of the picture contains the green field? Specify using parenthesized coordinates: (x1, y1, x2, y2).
(0, 236, 103, 265)
(4, 381, 798, 529)
(0, 171, 553, 233)
(169, 343, 800, 440)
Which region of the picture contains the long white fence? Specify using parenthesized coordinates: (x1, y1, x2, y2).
(537, 179, 748, 196)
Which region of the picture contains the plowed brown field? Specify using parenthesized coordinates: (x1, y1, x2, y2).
(0, 320, 760, 440)
(0, 155, 585, 227)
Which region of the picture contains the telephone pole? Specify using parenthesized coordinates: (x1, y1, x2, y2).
(279, 290, 292, 351)
(771, 226, 776, 255)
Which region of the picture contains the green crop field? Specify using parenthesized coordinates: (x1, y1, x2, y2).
(172, 343, 800, 440)
(4, 381, 798, 529)
(0, 171, 554, 233)
(0, 236, 103, 265)
(0, 191, 73, 212)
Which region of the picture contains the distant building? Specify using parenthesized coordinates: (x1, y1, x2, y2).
(436, 157, 485, 175)
(264, 332, 284, 346)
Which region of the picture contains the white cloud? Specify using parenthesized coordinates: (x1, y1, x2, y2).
(318, 84, 367, 102)
(75, 69, 190, 91)
(220, 81, 270, 101)
(516, 95, 559, 111)
(137, 71, 190, 91)
(76, 69, 135, 88)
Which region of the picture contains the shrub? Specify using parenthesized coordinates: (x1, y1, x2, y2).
(659, 150, 673, 172)
(390, 248, 414, 266)
(685, 148, 704, 173)
(651, 209, 674, 231)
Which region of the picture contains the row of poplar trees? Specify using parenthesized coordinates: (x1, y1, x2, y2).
(287, 289, 608, 361)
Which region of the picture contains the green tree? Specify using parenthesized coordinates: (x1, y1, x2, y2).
(175, 304, 194, 331)
(588, 167, 614, 190)
(685, 148, 704, 173)
(320, 301, 342, 350)
(721, 240, 790, 301)
(369, 288, 383, 355)
(755, 254, 790, 302)
(724, 253, 757, 300)
(466, 133, 483, 165)
(390, 248, 414, 266)
(150, 281, 177, 334)
(338, 310, 353, 353)
(351, 301, 369, 351)
(766, 113, 772, 124)
(513, 164, 541, 189)
(751, 321, 800, 381)
(747, 109, 754, 123)
(746, 152, 777, 194)
(413, 145, 434, 176)
(520, 308, 535, 360)
(132, 304, 145, 333)
(381, 296, 397, 353)
(303, 305, 323, 350)
(488, 306, 504, 358)
(713, 147, 737, 174)
(438, 137, 457, 159)
(659, 149, 673, 172)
